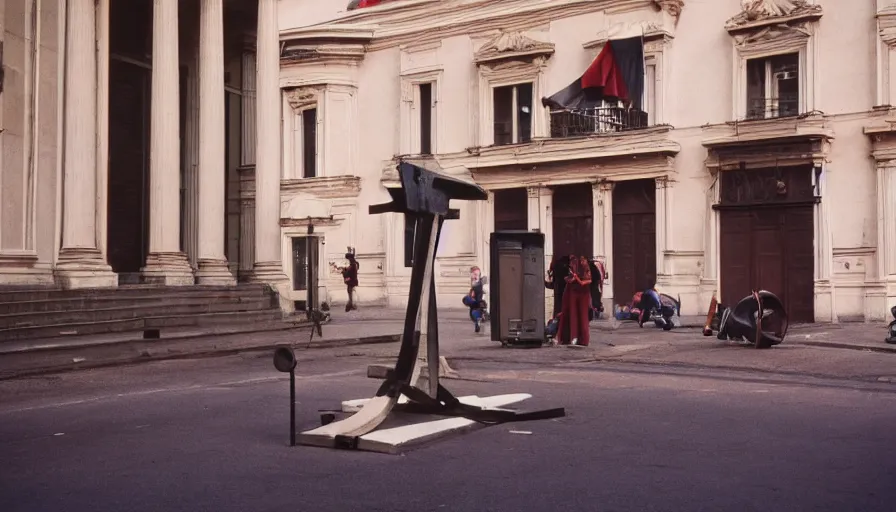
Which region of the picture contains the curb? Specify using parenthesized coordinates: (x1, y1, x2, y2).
(0, 332, 401, 381)
(788, 340, 896, 354)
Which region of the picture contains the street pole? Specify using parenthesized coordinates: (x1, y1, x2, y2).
(290, 369, 296, 447)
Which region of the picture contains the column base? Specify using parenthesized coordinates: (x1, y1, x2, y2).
(142, 252, 195, 286)
(196, 259, 236, 285)
(246, 261, 287, 285)
(55, 248, 118, 289)
(814, 280, 836, 323)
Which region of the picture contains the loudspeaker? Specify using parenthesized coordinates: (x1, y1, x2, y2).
(273, 346, 297, 373)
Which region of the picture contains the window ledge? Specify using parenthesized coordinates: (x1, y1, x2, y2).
(280, 175, 362, 199)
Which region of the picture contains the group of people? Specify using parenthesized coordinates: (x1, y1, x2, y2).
(545, 255, 606, 347)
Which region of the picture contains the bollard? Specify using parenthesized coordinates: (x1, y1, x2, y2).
(273, 346, 298, 446)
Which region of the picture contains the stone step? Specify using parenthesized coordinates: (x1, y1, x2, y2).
(0, 309, 282, 342)
(0, 284, 271, 304)
(0, 291, 274, 315)
(0, 297, 275, 330)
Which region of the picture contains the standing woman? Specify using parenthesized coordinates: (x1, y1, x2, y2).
(557, 255, 593, 346)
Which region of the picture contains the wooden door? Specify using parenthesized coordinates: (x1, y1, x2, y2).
(552, 184, 593, 259)
(611, 179, 657, 303)
(719, 207, 814, 323)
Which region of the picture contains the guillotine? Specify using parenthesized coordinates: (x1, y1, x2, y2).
(298, 161, 565, 453)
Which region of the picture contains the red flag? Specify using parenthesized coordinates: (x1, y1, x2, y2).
(580, 44, 629, 103)
(358, 0, 383, 7)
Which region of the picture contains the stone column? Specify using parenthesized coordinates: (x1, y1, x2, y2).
(194, 0, 234, 285)
(142, 0, 194, 285)
(878, 165, 896, 308)
(241, 44, 257, 167)
(56, 0, 117, 288)
(248, 0, 287, 283)
(592, 181, 614, 308)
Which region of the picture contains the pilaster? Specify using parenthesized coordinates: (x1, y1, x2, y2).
(248, 0, 288, 287)
(142, 0, 193, 285)
(526, 187, 540, 232)
(654, 176, 674, 288)
(813, 164, 835, 322)
(878, 165, 896, 307)
(195, 0, 235, 285)
(593, 181, 614, 309)
(56, 0, 116, 288)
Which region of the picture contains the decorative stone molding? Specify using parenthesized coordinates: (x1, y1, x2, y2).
(724, 1, 822, 121)
(879, 5, 896, 47)
(280, 176, 362, 199)
(285, 87, 322, 111)
(332, 0, 641, 52)
(473, 31, 555, 65)
(455, 125, 679, 171)
(651, 0, 685, 19)
(279, 25, 374, 65)
(725, 0, 823, 34)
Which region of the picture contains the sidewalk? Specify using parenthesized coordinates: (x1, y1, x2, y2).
(0, 306, 892, 380)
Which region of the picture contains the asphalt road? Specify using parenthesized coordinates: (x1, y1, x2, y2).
(1, 348, 895, 512)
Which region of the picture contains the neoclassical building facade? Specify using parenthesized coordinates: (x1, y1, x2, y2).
(0, 0, 289, 296)
(271, 0, 896, 322)
(1, 0, 895, 323)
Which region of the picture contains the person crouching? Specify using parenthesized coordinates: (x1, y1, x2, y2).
(462, 288, 484, 333)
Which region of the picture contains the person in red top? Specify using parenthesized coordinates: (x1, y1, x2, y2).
(556, 255, 592, 346)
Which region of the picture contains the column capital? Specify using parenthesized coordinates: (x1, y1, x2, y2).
(594, 180, 615, 193)
(526, 187, 540, 199)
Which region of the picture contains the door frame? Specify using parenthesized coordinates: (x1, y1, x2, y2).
(706, 163, 832, 322)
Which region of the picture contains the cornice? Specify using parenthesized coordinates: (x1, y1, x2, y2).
(280, 24, 376, 43)
(292, 0, 655, 52)
(473, 31, 555, 65)
(439, 126, 679, 170)
(725, 0, 823, 35)
(702, 113, 833, 149)
(583, 22, 674, 50)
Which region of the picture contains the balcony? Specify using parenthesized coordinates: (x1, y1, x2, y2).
(745, 95, 799, 121)
(549, 107, 649, 138)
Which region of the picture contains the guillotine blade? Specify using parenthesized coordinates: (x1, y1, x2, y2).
(298, 161, 564, 452)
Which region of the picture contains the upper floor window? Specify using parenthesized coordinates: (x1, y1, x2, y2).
(419, 83, 433, 155)
(746, 53, 799, 120)
(302, 108, 317, 178)
(493, 83, 533, 146)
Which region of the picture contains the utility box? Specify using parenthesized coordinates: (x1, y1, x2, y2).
(489, 231, 545, 345)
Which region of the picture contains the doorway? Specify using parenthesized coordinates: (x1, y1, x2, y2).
(291, 236, 320, 311)
(551, 183, 593, 259)
(611, 179, 657, 303)
(493, 188, 528, 231)
(720, 207, 814, 323)
(717, 166, 816, 323)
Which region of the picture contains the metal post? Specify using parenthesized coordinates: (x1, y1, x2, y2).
(289, 369, 296, 447)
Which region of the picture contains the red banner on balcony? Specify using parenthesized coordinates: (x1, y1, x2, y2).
(542, 36, 644, 111)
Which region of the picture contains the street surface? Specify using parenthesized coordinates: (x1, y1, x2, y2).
(2, 311, 896, 511)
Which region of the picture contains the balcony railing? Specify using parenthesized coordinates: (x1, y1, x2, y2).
(549, 107, 649, 138)
(746, 95, 799, 120)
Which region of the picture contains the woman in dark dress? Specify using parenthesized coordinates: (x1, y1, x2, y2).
(556, 255, 592, 346)
(545, 255, 571, 318)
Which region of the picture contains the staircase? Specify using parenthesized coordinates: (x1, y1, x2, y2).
(0, 284, 287, 342)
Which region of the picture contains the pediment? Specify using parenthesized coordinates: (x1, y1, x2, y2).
(473, 31, 555, 65)
(725, 0, 823, 34)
